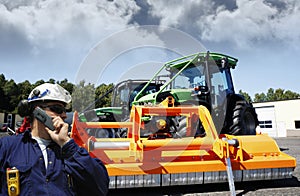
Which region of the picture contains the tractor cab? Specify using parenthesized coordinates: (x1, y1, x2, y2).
(170, 55, 235, 108)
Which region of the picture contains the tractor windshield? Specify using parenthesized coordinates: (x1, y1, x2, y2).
(172, 64, 206, 89)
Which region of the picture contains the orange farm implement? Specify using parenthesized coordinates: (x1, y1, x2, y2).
(71, 104, 296, 190)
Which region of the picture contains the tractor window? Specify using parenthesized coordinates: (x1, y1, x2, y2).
(120, 88, 130, 103)
(129, 83, 159, 103)
(174, 74, 190, 89)
(113, 87, 130, 107)
(210, 69, 229, 106)
(173, 65, 205, 89)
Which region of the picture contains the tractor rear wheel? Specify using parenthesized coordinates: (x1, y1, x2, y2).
(92, 128, 115, 138)
(229, 100, 258, 135)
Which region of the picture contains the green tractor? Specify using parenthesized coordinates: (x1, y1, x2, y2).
(79, 79, 164, 137)
(132, 51, 258, 136)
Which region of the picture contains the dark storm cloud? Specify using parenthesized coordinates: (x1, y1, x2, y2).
(213, 0, 237, 11)
(265, 0, 288, 12)
(129, 0, 160, 25)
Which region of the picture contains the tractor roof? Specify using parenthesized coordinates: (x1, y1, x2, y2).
(165, 52, 238, 70)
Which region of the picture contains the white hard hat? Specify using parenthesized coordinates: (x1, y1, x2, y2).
(28, 83, 72, 104)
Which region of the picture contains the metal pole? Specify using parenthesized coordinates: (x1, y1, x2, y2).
(226, 156, 236, 196)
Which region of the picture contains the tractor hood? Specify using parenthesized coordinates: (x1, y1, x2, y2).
(94, 107, 123, 116)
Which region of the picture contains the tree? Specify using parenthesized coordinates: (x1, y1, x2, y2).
(274, 88, 285, 101)
(33, 80, 46, 88)
(238, 90, 252, 103)
(0, 74, 6, 86)
(254, 93, 267, 102)
(254, 88, 300, 102)
(95, 83, 114, 108)
(0, 74, 8, 112)
(17, 80, 33, 101)
(266, 88, 275, 101)
(57, 79, 74, 95)
(71, 81, 95, 112)
(283, 90, 300, 100)
(3, 80, 19, 112)
(48, 78, 56, 84)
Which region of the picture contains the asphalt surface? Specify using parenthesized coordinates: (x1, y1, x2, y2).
(108, 137, 300, 196)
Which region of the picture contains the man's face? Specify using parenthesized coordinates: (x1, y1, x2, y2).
(39, 102, 67, 120)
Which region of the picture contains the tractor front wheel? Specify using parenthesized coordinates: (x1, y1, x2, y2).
(229, 101, 258, 135)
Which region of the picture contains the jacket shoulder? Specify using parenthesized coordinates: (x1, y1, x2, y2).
(0, 132, 29, 150)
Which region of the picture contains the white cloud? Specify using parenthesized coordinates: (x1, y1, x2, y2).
(273, 0, 300, 48)
(147, 0, 215, 32)
(146, 0, 300, 50)
(0, 0, 140, 57)
(201, 0, 278, 48)
(2, 0, 299, 58)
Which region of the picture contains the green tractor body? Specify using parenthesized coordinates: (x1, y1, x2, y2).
(132, 52, 258, 135)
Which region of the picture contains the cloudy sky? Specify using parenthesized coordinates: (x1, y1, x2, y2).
(1, 0, 300, 97)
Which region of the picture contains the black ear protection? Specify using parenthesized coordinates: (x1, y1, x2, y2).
(17, 99, 32, 117)
(18, 89, 42, 117)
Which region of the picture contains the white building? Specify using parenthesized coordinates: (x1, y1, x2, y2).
(253, 99, 300, 137)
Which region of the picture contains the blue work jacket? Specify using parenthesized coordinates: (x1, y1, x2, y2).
(0, 130, 109, 195)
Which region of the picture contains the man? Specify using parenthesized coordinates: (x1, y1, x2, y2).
(0, 83, 109, 195)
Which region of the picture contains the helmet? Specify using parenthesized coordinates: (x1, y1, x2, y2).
(28, 83, 72, 104)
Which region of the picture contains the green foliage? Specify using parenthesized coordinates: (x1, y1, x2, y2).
(71, 81, 96, 112)
(254, 88, 300, 102)
(57, 79, 74, 94)
(253, 93, 267, 102)
(95, 83, 114, 108)
(238, 90, 252, 103)
(0, 74, 9, 112)
(34, 80, 46, 87)
(0, 76, 97, 113)
(3, 80, 19, 112)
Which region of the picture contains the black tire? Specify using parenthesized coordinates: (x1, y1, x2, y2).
(93, 128, 115, 138)
(119, 128, 128, 138)
(175, 116, 206, 138)
(229, 101, 258, 135)
(175, 102, 208, 138)
(174, 116, 186, 138)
